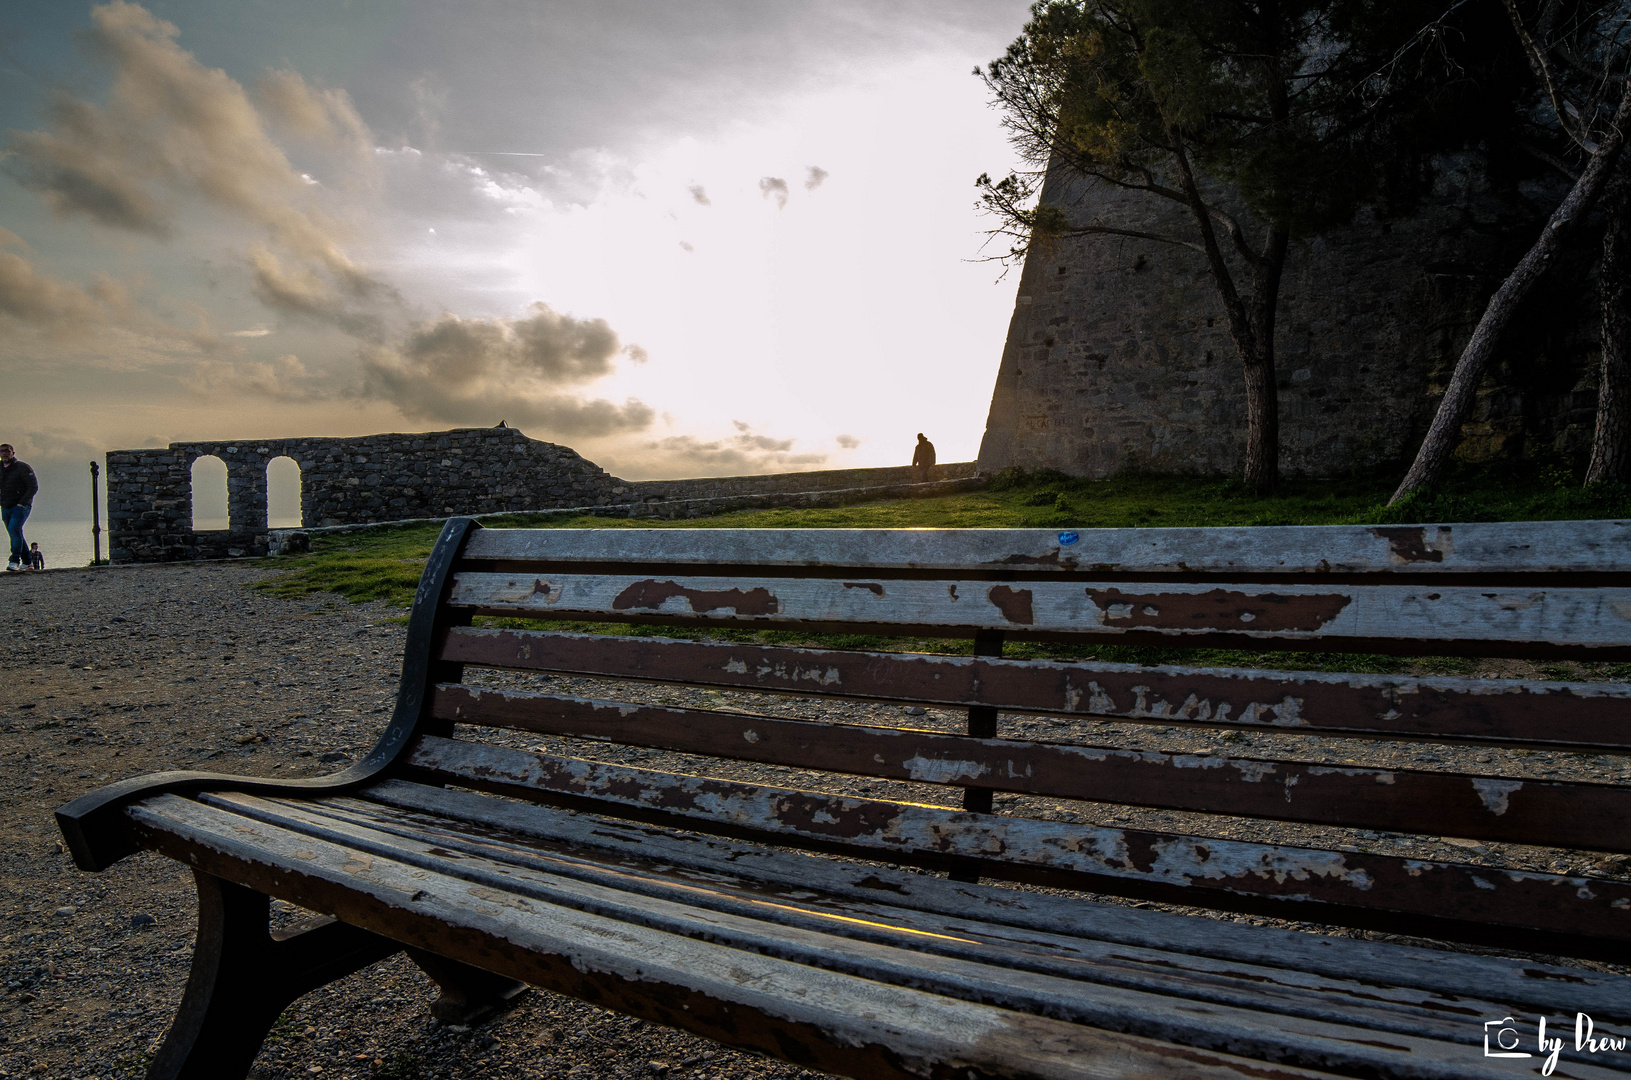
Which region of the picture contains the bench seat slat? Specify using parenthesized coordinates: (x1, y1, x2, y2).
(403, 735, 1631, 955)
(459, 521, 1631, 576)
(202, 788, 1591, 1056)
(355, 778, 1631, 1020)
(134, 792, 1631, 1080)
(447, 572, 1631, 656)
(124, 795, 1360, 1080)
(430, 683, 1631, 851)
(440, 628, 1631, 750)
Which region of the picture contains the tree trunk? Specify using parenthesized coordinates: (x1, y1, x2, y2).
(1241, 345, 1280, 490)
(1242, 225, 1290, 492)
(1587, 160, 1631, 485)
(1391, 81, 1631, 505)
(1167, 134, 1284, 491)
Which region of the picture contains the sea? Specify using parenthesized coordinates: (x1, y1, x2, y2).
(8, 518, 106, 570)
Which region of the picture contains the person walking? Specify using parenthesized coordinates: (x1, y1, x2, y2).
(1, 443, 38, 572)
(911, 432, 936, 483)
(28, 543, 44, 570)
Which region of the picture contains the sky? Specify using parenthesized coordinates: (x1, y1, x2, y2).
(0, 0, 1033, 524)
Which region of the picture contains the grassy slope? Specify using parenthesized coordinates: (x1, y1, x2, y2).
(253, 465, 1631, 678)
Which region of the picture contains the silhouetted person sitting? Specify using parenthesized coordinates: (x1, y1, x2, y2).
(912, 433, 936, 482)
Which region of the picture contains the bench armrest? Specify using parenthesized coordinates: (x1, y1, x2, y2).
(56, 516, 479, 872)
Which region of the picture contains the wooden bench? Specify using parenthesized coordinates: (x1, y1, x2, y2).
(57, 518, 1631, 1080)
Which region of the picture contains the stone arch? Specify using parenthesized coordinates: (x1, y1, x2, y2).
(266, 455, 302, 528)
(190, 455, 229, 532)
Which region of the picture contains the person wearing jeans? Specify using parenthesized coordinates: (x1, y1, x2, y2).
(0, 444, 38, 572)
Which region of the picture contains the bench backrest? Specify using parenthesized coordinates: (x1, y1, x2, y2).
(396, 518, 1631, 963)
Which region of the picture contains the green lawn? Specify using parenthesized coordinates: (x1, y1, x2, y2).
(251, 463, 1631, 678)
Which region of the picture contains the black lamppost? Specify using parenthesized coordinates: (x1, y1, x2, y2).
(90, 460, 102, 566)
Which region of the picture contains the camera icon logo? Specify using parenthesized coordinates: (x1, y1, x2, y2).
(1485, 1017, 1532, 1058)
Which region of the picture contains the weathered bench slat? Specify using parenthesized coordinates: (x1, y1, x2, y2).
(233, 790, 1607, 1041)
(355, 779, 1631, 1019)
(197, 789, 1594, 1072)
(461, 521, 1631, 576)
(430, 683, 1631, 850)
(126, 796, 1350, 1080)
(446, 571, 1631, 655)
(404, 735, 1631, 955)
(441, 627, 1631, 750)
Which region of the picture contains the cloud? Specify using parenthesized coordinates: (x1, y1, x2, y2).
(730, 419, 792, 451)
(641, 424, 825, 475)
(758, 176, 789, 209)
(183, 354, 316, 401)
(678, 240, 694, 252)
(805, 166, 828, 190)
(253, 69, 371, 160)
(687, 184, 711, 206)
(247, 246, 381, 337)
(228, 325, 271, 337)
(10, 428, 107, 463)
(4, 3, 381, 307)
(0, 250, 113, 330)
(5, 94, 172, 236)
(835, 433, 862, 449)
(0, 249, 223, 356)
(359, 302, 654, 437)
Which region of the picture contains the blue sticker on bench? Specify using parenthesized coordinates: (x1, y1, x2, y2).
(1057, 531, 1080, 546)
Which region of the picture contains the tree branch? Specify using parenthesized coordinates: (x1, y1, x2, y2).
(1054, 224, 1208, 254)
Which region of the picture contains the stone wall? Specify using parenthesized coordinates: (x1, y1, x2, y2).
(627, 462, 978, 502)
(106, 427, 617, 562)
(617, 463, 981, 519)
(107, 426, 983, 562)
(977, 156, 1600, 478)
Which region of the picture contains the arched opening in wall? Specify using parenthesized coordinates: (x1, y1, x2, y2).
(190, 455, 229, 532)
(267, 456, 302, 528)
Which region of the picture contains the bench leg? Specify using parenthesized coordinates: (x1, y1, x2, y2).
(406, 947, 529, 1025)
(148, 871, 402, 1080)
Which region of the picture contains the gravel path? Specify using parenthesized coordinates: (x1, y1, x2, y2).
(0, 563, 832, 1080)
(2, 561, 1628, 1080)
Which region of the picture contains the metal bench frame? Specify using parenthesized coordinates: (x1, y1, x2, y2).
(58, 517, 1631, 1079)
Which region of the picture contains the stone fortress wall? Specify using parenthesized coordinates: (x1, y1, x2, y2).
(105, 426, 979, 563)
(106, 427, 618, 562)
(977, 157, 1601, 478)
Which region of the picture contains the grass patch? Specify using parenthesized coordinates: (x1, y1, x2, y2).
(256, 521, 444, 605)
(251, 461, 1622, 676)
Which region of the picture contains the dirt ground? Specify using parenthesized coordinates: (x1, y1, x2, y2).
(3, 560, 1629, 1080)
(0, 563, 836, 1080)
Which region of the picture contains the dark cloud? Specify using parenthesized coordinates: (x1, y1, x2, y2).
(5, 94, 173, 236)
(805, 166, 829, 190)
(730, 419, 792, 451)
(643, 424, 824, 475)
(758, 176, 789, 209)
(358, 302, 654, 438)
(835, 433, 862, 449)
(687, 184, 711, 206)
